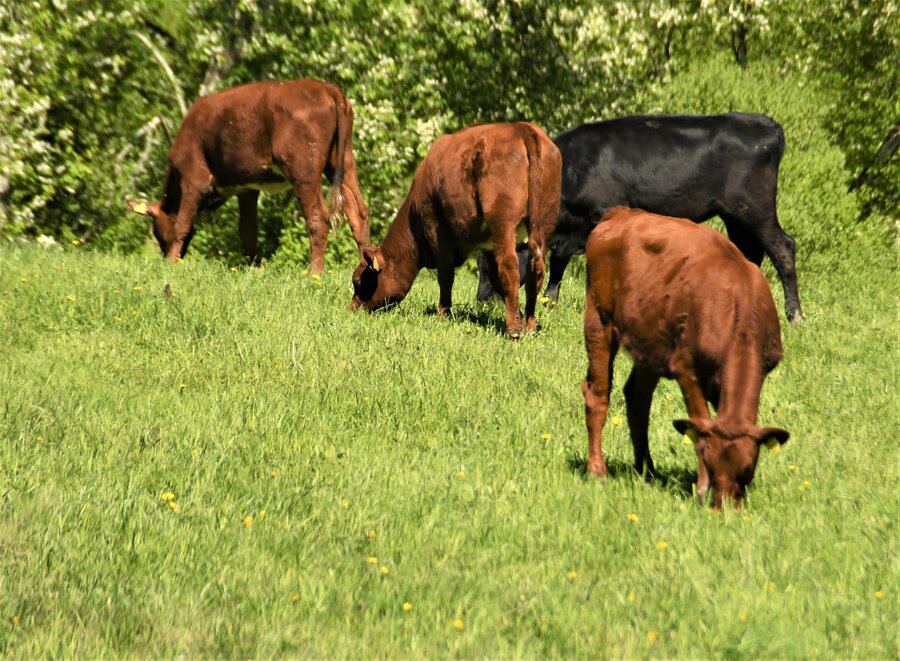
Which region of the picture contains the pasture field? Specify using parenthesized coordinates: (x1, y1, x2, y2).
(0, 240, 897, 658)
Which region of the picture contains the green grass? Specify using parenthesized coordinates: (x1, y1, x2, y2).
(0, 240, 897, 658)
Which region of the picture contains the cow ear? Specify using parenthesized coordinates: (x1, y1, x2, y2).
(362, 246, 382, 272)
(128, 200, 159, 218)
(753, 426, 790, 448)
(673, 418, 713, 443)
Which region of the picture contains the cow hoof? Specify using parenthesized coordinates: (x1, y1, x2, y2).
(789, 310, 804, 325)
(506, 329, 522, 340)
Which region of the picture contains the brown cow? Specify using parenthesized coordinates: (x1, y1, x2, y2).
(350, 122, 561, 338)
(128, 79, 370, 270)
(582, 207, 789, 509)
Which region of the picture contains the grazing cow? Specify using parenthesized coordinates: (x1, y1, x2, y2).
(582, 207, 789, 509)
(128, 79, 370, 270)
(477, 113, 803, 322)
(350, 122, 561, 338)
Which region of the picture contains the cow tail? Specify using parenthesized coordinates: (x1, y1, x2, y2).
(522, 124, 543, 259)
(328, 87, 352, 233)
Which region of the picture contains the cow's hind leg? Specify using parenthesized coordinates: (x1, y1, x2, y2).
(623, 366, 660, 480)
(583, 291, 618, 477)
(544, 251, 572, 301)
(523, 232, 546, 331)
(492, 228, 523, 339)
(436, 249, 455, 319)
(476, 250, 502, 301)
(237, 190, 260, 265)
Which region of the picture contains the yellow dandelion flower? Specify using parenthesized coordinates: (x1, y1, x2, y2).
(519, 594, 527, 602)
(230, 267, 238, 272)
(132, 285, 142, 292)
(114, 315, 122, 322)
(802, 480, 811, 488)
(310, 273, 322, 282)
(66, 294, 75, 301)
(627, 591, 635, 604)
(788, 464, 797, 472)
(453, 618, 465, 631)
(540, 295, 551, 304)
(567, 570, 577, 580)
(114, 288, 121, 294)
(160, 492, 175, 502)
(403, 602, 413, 612)
(456, 469, 465, 478)
(627, 513, 639, 522)
(611, 415, 623, 426)
(875, 590, 884, 600)
(657, 541, 668, 551)
(168, 501, 178, 511)
(664, 393, 673, 401)
(19, 277, 27, 284)
(368, 556, 378, 564)
(368, 530, 376, 539)
(647, 630, 658, 643)
(179, 383, 187, 391)
(380, 566, 390, 575)
(270, 470, 278, 478)
(191, 448, 199, 458)
(340, 498, 349, 508)
(541, 433, 552, 441)
(738, 612, 747, 622)
(243, 515, 254, 528)
(71, 239, 81, 246)
(292, 594, 300, 603)
(10, 615, 19, 626)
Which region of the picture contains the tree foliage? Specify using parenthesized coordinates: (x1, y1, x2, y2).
(0, 0, 894, 263)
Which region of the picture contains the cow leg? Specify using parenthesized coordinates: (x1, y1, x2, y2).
(674, 367, 713, 499)
(291, 182, 330, 274)
(583, 296, 618, 477)
(723, 218, 764, 266)
(436, 252, 455, 319)
(237, 190, 260, 265)
(492, 231, 523, 338)
(543, 251, 572, 301)
(168, 187, 204, 261)
(623, 366, 660, 480)
(760, 221, 802, 322)
(524, 234, 546, 331)
(476, 250, 503, 301)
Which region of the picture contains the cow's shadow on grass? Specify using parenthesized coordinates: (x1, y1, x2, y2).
(423, 303, 517, 336)
(567, 452, 697, 500)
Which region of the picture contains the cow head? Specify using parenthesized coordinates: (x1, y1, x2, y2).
(350, 245, 407, 311)
(128, 199, 176, 256)
(673, 418, 789, 509)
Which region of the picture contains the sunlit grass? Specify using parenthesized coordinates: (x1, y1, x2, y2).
(0, 243, 896, 657)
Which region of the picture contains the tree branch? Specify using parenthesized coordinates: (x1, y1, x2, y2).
(130, 31, 188, 117)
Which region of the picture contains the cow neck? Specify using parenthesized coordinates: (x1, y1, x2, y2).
(379, 198, 422, 293)
(715, 329, 765, 428)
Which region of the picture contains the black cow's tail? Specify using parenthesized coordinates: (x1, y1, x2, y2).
(328, 87, 352, 232)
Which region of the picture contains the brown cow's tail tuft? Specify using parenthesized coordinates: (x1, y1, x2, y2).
(522, 123, 543, 256)
(328, 87, 352, 233)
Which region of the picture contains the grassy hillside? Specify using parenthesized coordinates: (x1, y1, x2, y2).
(0, 239, 896, 657)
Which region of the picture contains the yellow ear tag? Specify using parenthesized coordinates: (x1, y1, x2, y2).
(371, 255, 381, 272)
(683, 428, 699, 445)
(765, 438, 780, 451)
(132, 202, 148, 215)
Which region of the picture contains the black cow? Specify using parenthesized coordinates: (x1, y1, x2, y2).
(476, 113, 802, 322)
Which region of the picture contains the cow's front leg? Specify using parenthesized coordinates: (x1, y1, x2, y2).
(237, 190, 260, 265)
(436, 253, 455, 319)
(583, 294, 618, 477)
(674, 367, 713, 499)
